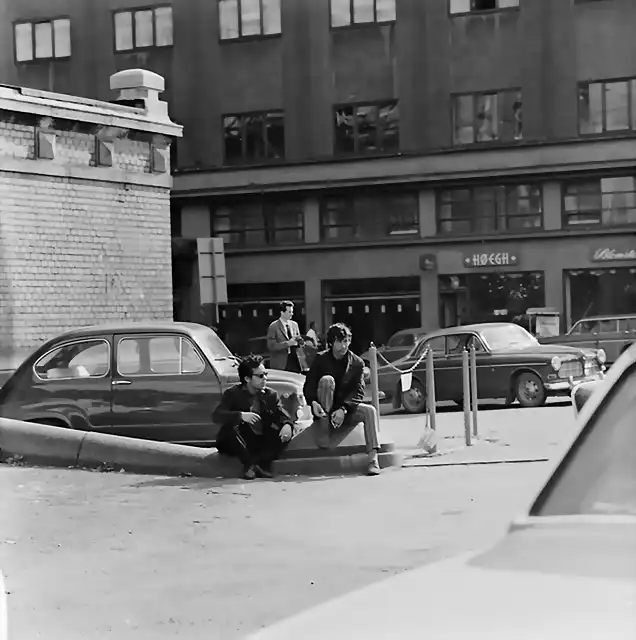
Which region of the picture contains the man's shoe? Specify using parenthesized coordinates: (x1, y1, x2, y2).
(243, 466, 257, 480)
(254, 465, 274, 479)
(367, 460, 381, 476)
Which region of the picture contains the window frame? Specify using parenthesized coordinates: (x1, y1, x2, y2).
(329, 0, 397, 29)
(436, 183, 543, 236)
(222, 110, 286, 166)
(112, 4, 174, 53)
(451, 88, 523, 147)
(577, 77, 636, 137)
(218, 0, 282, 42)
(33, 338, 111, 382)
(333, 100, 400, 157)
(561, 175, 636, 229)
(115, 334, 207, 378)
(13, 17, 72, 63)
(449, 0, 520, 18)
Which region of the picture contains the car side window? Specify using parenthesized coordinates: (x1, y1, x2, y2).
(389, 334, 415, 348)
(117, 336, 205, 376)
(34, 340, 110, 380)
(446, 335, 464, 355)
(619, 318, 636, 332)
(599, 319, 617, 333)
(424, 336, 446, 357)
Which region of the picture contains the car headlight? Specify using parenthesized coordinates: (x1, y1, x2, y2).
(596, 349, 607, 364)
(551, 356, 562, 371)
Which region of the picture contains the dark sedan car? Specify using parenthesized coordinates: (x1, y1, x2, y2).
(379, 322, 606, 412)
(0, 322, 312, 446)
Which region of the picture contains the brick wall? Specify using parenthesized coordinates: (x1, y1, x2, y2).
(0, 105, 177, 368)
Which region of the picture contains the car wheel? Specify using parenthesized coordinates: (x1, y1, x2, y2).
(515, 372, 546, 408)
(402, 379, 427, 414)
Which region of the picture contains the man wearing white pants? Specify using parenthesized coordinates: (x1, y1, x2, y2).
(303, 323, 381, 476)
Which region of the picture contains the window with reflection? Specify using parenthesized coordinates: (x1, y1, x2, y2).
(320, 190, 418, 242)
(219, 0, 281, 39)
(578, 79, 636, 135)
(14, 18, 72, 62)
(438, 184, 542, 235)
(450, 0, 520, 13)
(453, 90, 522, 145)
(330, 0, 396, 27)
(334, 102, 399, 155)
(213, 197, 304, 248)
(114, 6, 173, 51)
(223, 112, 285, 165)
(563, 176, 636, 227)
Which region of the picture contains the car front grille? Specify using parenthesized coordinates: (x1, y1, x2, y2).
(559, 360, 583, 379)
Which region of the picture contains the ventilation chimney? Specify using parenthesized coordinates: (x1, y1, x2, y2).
(109, 69, 168, 120)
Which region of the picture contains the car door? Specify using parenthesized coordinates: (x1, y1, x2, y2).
(110, 333, 222, 445)
(599, 318, 622, 363)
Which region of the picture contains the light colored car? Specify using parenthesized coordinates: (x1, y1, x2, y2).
(249, 345, 636, 639)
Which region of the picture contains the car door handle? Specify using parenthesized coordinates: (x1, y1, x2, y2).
(112, 379, 132, 386)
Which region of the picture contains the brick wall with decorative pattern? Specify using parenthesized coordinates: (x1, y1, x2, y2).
(0, 76, 182, 368)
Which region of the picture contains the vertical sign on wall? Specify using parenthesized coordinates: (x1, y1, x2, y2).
(197, 237, 228, 305)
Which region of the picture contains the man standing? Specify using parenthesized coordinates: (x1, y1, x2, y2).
(213, 355, 294, 480)
(267, 300, 304, 373)
(303, 323, 382, 476)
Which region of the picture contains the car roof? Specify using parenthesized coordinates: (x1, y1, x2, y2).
(391, 328, 428, 336)
(573, 314, 636, 322)
(51, 321, 208, 341)
(424, 323, 515, 338)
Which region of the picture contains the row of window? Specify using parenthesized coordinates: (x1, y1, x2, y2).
(222, 79, 636, 164)
(197, 175, 636, 248)
(13, 0, 536, 57)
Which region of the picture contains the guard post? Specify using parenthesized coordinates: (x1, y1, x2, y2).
(462, 349, 472, 447)
(368, 342, 381, 423)
(469, 343, 479, 438)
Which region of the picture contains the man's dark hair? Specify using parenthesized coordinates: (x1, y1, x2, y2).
(238, 354, 264, 384)
(326, 323, 352, 347)
(279, 300, 294, 314)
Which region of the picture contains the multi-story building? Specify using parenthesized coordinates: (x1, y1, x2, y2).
(2, 0, 636, 353)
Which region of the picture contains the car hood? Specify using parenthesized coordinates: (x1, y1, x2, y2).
(495, 343, 597, 359)
(249, 521, 636, 640)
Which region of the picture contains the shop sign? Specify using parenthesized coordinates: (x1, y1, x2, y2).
(463, 252, 519, 268)
(591, 247, 636, 262)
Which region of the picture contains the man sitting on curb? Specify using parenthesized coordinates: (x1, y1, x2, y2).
(303, 323, 382, 476)
(213, 355, 294, 480)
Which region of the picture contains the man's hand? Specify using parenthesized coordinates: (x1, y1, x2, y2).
(240, 412, 262, 426)
(279, 424, 293, 442)
(286, 338, 298, 347)
(311, 401, 327, 419)
(331, 408, 346, 429)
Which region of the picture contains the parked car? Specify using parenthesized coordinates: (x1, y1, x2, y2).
(361, 327, 429, 367)
(379, 322, 606, 412)
(249, 343, 636, 640)
(0, 322, 312, 446)
(540, 314, 636, 366)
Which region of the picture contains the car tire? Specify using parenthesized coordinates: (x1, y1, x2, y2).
(402, 379, 427, 414)
(515, 372, 546, 408)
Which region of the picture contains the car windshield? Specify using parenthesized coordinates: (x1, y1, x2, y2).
(387, 333, 415, 348)
(197, 326, 239, 375)
(480, 324, 539, 351)
(532, 363, 636, 517)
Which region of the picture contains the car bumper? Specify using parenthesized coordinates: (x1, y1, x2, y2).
(545, 372, 604, 392)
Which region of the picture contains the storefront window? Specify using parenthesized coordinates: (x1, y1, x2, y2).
(439, 272, 545, 327)
(438, 184, 542, 235)
(563, 177, 636, 227)
(567, 268, 636, 325)
(320, 190, 419, 242)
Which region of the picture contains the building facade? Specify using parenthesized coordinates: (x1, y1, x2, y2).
(0, 70, 182, 368)
(2, 0, 636, 353)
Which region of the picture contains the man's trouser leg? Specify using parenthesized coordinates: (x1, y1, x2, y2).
(256, 428, 289, 468)
(348, 403, 381, 454)
(312, 376, 335, 448)
(216, 423, 259, 469)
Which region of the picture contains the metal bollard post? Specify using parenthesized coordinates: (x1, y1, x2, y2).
(426, 347, 437, 452)
(462, 349, 472, 447)
(368, 342, 381, 424)
(470, 343, 479, 438)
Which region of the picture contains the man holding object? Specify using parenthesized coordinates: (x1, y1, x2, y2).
(267, 300, 305, 373)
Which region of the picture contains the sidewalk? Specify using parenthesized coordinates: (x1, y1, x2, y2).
(379, 401, 578, 468)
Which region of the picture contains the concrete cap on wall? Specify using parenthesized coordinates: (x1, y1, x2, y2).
(110, 68, 169, 120)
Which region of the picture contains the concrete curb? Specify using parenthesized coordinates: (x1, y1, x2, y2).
(402, 456, 549, 468)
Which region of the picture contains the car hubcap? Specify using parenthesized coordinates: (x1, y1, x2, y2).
(405, 387, 423, 409)
(523, 379, 538, 400)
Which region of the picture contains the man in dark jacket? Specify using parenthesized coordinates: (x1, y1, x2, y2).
(213, 355, 294, 480)
(303, 323, 381, 476)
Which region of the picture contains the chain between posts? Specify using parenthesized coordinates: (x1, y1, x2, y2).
(376, 348, 430, 375)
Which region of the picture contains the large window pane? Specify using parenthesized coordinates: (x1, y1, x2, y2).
(379, 102, 400, 152)
(241, 0, 262, 36)
(155, 6, 173, 46)
(263, 0, 282, 34)
(265, 112, 285, 159)
(334, 106, 355, 154)
(219, 0, 240, 39)
(475, 93, 498, 142)
(450, 0, 472, 13)
(605, 81, 629, 131)
(353, 0, 375, 23)
(14, 23, 33, 62)
(52, 19, 71, 57)
(223, 116, 243, 164)
(114, 12, 133, 50)
(376, 0, 397, 21)
(356, 105, 378, 152)
(135, 10, 154, 47)
(331, 0, 352, 26)
(34, 22, 53, 59)
(245, 114, 266, 159)
(579, 84, 603, 134)
(453, 95, 474, 145)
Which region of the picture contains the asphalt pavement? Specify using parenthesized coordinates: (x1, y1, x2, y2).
(0, 403, 576, 640)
